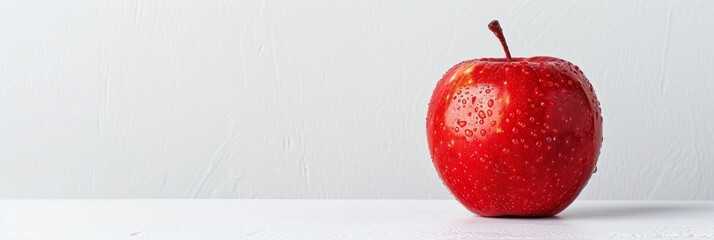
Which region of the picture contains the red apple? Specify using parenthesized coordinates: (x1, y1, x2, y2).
(426, 20, 602, 217)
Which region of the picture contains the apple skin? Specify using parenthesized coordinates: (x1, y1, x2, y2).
(426, 56, 602, 217)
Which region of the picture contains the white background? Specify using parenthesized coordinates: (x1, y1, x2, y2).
(1, 0, 712, 199)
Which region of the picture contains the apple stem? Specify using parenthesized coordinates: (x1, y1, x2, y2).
(488, 20, 512, 61)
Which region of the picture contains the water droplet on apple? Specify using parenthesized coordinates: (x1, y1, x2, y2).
(465, 129, 473, 137)
(529, 116, 535, 122)
(535, 141, 542, 147)
(471, 96, 477, 104)
(454, 127, 460, 132)
(512, 139, 519, 145)
(480, 129, 487, 136)
(457, 120, 467, 127)
(516, 109, 521, 115)
(546, 136, 553, 142)
(478, 110, 486, 119)
(485, 89, 491, 93)
(502, 148, 510, 154)
(487, 99, 494, 107)
(479, 119, 484, 124)
(546, 81, 554, 87)
(512, 127, 518, 133)
(461, 99, 467, 104)
(487, 110, 493, 116)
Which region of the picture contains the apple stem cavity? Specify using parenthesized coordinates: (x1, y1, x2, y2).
(488, 20, 512, 61)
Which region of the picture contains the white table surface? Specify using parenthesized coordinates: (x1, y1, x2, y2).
(1, 200, 713, 239)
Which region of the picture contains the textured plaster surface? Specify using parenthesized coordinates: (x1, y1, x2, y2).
(0, 0, 712, 199)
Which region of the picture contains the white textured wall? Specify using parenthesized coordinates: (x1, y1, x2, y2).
(1, 0, 713, 199)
